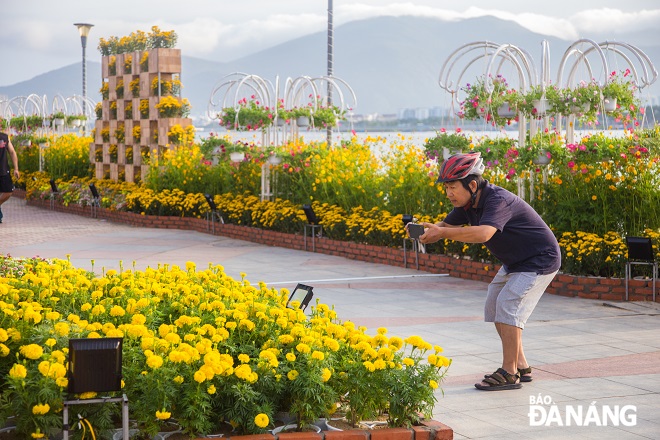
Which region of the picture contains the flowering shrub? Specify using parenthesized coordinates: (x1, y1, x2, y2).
(16, 127, 660, 276)
(0, 256, 451, 438)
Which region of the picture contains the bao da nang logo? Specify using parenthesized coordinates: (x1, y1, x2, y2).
(528, 394, 637, 427)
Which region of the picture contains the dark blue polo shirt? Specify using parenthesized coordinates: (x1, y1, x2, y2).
(444, 182, 561, 274)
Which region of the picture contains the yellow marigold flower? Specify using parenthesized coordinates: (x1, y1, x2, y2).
(234, 364, 253, 381)
(403, 357, 415, 367)
(321, 368, 332, 382)
(45, 338, 57, 347)
(254, 413, 269, 428)
(173, 375, 184, 384)
(56, 377, 68, 388)
(363, 361, 376, 372)
(0, 328, 8, 342)
(9, 364, 27, 379)
(38, 361, 51, 376)
(429, 380, 439, 389)
(388, 336, 403, 350)
(207, 384, 217, 394)
(54, 322, 70, 336)
(20, 344, 43, 360)
(238, 353, 250, 364)
(131, 313, 147, 325)
(156, 409, 171, 420)
(32, 403, 50, 415)
(193, 370, 206, 383)
(434, 345, 444, 353)
(286, 352, 296, 362)
(377, 327, 388, 335)
(287, 370, 299, 380)
(437, 356, 451, 367)
(78, 392, 97, 399)
(147, 355, 164, 369)
(0, 343, 9, 357)
(311, 350, 325, 361)
(31, 431, 45, 439)
(296, 343, 311, 354)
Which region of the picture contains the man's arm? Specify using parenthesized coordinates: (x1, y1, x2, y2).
(7, 138, 19, 179)
(420, 222, 497, 244)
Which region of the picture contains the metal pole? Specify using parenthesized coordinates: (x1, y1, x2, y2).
(74, 24, 94, 124)
(326, 0, 334, 147)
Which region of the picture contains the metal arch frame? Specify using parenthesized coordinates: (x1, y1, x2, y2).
(558, 39, 658, 90)
(439, 41, 538, 109)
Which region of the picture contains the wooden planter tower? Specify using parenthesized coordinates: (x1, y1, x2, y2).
(92, 48, 192, 182)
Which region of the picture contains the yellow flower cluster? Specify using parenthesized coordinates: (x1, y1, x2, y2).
(0, 255, 450, 436)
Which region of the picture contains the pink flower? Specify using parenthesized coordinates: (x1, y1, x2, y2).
(567, 161, 575, 168)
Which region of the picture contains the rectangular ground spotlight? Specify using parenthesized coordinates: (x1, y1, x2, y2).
(302, 204, 319, 225)
(286, 283, 314, 311)
(626, 236, 654, 261)
(68, 338, 123, 394)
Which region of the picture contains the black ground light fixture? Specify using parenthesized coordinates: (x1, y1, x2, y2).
(204, 193, 217, 211)
(286, 283, 314, 311)
(402, 214, 413, 226)
(63, 337, 128, 440)
(89, 183, 100, 199)
(302, 204, 319, 225)
(626, 236, 654, 261)
(205, 194, 224, 234)
(68, 337, 123, 394)
(625, 236, 657, 301)
(49, 179, 59, 210)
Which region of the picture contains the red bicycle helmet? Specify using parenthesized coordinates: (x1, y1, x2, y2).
(436, 152, 485, 183)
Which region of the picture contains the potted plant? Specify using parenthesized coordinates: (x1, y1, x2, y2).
(51, 111, 66, 127)
(520, 85, 552, 118)
(290, 107, 313, 127)
(459, 75, 520, 127)
(312, 106, 345, 129)
(422, 129, 471, 161)
(226, 141, 250, 162)
(67, 114, 87, 128)
(601, 69, 640, 119)
(155, 96, 191, 118)
(220, 97, 274, 131)
(566, 81, 601, 123)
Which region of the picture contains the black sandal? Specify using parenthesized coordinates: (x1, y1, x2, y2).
(475, 368, 522, 391)
(518, 366, 533, 383)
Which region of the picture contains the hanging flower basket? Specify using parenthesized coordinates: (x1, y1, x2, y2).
(532, 99, 549, 116)
(230, 152, 245, 162)
(603, 96, 618, 112)
(267, 155, 282, 165)
(497, 103, 517, 118)
(532, 150, 552, 165)
(53, 118, 65, 127)
(296, 116, 310, 127)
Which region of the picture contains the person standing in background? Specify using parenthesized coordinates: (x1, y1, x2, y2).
(0, 132, 20, 224)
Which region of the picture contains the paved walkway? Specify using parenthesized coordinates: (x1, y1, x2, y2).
(1, 196, 659, 439)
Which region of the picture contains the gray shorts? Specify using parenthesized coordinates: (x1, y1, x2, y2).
(484, 267, 558, 329)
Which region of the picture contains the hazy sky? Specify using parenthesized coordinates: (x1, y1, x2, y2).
(1, 0, 659, 86)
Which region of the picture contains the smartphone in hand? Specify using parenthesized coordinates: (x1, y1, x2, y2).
(407, 223, 425, 240)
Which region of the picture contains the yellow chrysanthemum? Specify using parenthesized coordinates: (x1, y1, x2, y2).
(156, 409, 171, 420)
(254, 413, 269, 428)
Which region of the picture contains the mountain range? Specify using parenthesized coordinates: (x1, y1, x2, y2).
(2, 15, 659, 120)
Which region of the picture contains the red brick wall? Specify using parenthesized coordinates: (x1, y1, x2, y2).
(18, 192, 657, 302)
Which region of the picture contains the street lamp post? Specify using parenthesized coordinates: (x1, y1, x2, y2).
(326, 0, 334, 147)
(74, 23, 94, 120)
